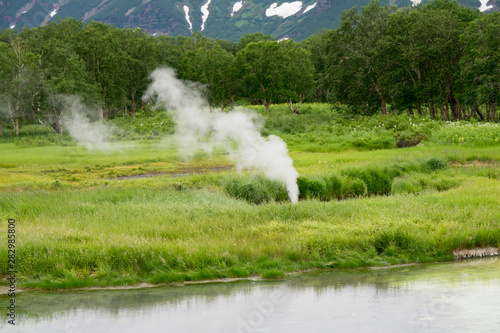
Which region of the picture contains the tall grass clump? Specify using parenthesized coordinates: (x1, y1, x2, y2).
(325, 174, 344, 199)
(297, 174, 344, 201)
(420, 157, 448, 173)
(392, 174, 461, 195)
(432, 121, 500, 146)
(297, 176, 327, 200)
(341, 167, 392, 195)
(342, 177, 367, 197)
(223, 175, 288, 204)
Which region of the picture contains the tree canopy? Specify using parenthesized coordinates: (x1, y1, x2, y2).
(0, 1, 499, 136)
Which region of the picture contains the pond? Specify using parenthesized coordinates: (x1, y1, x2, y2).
(2, 258, 499, 333)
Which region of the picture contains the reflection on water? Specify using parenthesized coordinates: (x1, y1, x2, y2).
(1, 258, 499, 333)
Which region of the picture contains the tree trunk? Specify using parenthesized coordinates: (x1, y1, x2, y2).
(50, 121, 62, 135)
(407, 108, 414, 116)
(472, 104, 485, 121)
(131, 103, 136, 118)
(429, 102, 436, 119)
(441, 102, 449, 121)
(0, 122, 2, 137)
(450, 92, 461, 121)
(488, 102, 497, 122)
(263, 100, 270, 113)
(12, 119, 19, 136)
(381, 99, 387, 115)
(287, 101, 300, 114)
(417, 103, 424, 116)
(462, 104, 469, 120)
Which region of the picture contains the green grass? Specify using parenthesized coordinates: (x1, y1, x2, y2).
(1, 103, 499, 290)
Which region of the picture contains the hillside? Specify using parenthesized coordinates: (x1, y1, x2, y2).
(1, 0, 498, 41)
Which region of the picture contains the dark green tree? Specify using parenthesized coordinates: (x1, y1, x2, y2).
(324, 1, 397, 115)
(461, 12, 500, 121)
(177, 33, 236, 109)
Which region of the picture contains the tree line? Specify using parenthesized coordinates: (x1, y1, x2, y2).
(0, 0, 499, 136)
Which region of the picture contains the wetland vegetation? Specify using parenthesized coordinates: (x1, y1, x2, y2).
(1, 104, 499, 290)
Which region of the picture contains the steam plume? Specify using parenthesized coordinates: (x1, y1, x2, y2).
(142, 67, 299, 203)
(59, 95, 115, 151)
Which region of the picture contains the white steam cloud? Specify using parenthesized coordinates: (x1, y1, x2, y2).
(142, 67, 299, 203)
(59, 95, 115, 151)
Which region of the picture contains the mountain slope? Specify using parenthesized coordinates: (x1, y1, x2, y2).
(1, 0, 498, 41)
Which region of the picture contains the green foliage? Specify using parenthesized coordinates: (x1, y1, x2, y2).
(108, 110, 175, 138)
(2, 0, 500, 141)
(234, 40, 314, 111)
(432, 122, 500, 146)
(325, 174, 344, 199)
(343, 177, 368, 197)
(341, 167, 392, 195)
(420, 157, 449, 172)
(297, 174, 344, 201)
(1, 131, 500, 289)
(391, 174, 461, 195)
(374, 229, 418, 255)
(297, 176, 328, 200)
(223, 175, 288, 205)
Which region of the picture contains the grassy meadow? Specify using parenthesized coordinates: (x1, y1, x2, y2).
(1, 104, 500, 290)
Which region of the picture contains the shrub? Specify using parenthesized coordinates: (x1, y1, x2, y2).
(432, 121, 500, 146)
(343, 177, 367, 197)
(374, 230, 418, 255)
(391, 177, 421, 195)
(297, 176, 327, 200)
(351, 131, 395, 150)
(421, 157, 448, 173)
(325, 174, 344, 200)
(342, 167, 392, 195)
(432, 178, 460, 192)
(224, 175, 288, 205)
(392, 175, 460, 194)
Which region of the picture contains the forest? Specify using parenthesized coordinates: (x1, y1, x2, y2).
(0, 0, 499, 137)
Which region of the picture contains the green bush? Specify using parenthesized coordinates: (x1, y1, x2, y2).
(391, 177, 421, 194)
(432, 122, 500, 146)
(15, 133, 75, 147)
(433, 178, 460, 192)
(392, 174, 460, 195)
(223, 175, 288, 205)
(342, 167, 392, 195)
(343, 177, 367, 197)
(297, 176, 327, 200)
(421, 157, 448, 173)
(325, 174, 344, 200)
(18, 124, 57, 136)
(374, 230, 418, 255)
(351, 131, 395, 150)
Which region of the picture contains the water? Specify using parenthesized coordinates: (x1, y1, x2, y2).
(2, 258, 499, 333)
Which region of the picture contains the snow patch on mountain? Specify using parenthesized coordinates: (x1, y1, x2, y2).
(266, 2, 303, 19)
(479, 0, 493, 12)
(183, 5, 193, 32)
(201, 0, 211, 31)
(231, 1, 244, 17)
(303, 2, 317, 13)
(49, 9, 57, 17)
(411, 0, 422, 6)
(125, 7, 136, 16)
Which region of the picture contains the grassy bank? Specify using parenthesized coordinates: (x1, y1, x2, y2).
(1, 104, 499, 289)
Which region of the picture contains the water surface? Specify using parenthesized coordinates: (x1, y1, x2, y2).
(1, 258, 499, 333)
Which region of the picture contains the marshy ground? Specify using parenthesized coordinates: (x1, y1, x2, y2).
(1, 104, 499, 290)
